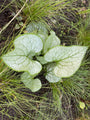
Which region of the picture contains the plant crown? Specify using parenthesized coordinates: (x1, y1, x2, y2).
(2, 22, 88, 92)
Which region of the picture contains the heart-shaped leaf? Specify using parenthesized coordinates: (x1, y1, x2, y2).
(44, 46, 88, 77)
(43, 31, 60, 53)
(2, 34, 43, 75)
(21, 72, 42, 92)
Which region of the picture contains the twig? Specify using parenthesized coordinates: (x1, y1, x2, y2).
(0, 0, 28, 34)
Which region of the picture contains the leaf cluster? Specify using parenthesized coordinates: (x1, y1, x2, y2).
(2, 22, 88, 92)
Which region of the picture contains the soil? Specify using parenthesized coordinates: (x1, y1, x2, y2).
(0, 0, 15, 50)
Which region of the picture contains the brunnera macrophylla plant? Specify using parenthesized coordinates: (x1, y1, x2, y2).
(2, 29, 88, 92)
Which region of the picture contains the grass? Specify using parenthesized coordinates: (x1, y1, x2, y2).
(14, 0, 70, 21)
(76, 15, 90, 46)
(0, 0, 71, 34)
(50, 59, 90, 119)
(0, 59, 50, 119)
(0, 0, 90, 120)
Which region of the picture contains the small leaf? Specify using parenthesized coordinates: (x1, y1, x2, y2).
(21, 72, 42, 92)
(43, 31, 60, 53)
(26, 21, 48, 42)
(16, 16, 23, 21)
(15, 24, 20, 29)
(44, 46, 88, 77)
(79, 102, 85, 109)
(11, 12, 15, 16)
(2, 34, 43, 75)
(36, 56, 48, 64)
(45, 63, 61, 83)
(19, 22, 23, 26)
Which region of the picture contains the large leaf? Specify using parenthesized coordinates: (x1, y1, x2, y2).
(43, 31, 60, 53)
(44, 46, 88, 77)
(21, 72, 42, 92)
(2, 34, 43, 75)
(45, 63, 61, 83)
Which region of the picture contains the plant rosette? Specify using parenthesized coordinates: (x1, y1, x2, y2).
(2, 23, 88, 92)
